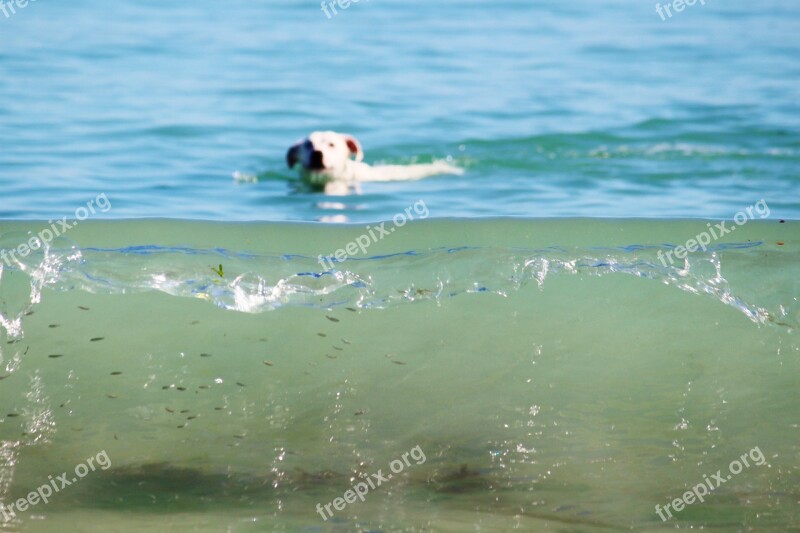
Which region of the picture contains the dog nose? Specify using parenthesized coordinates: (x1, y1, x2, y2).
(309, 150, 324, 170)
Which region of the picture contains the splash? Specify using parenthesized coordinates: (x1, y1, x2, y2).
(0, 236, 794, 342)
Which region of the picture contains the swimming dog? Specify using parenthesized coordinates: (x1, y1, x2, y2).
(286, 131, 463, 195)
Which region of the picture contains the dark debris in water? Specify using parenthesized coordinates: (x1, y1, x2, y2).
(427, 464, 492, 494)
(44, 460, 583, 522)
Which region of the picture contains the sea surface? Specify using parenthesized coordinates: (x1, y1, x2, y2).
(1, 0, 799, 531)
(0, 0, 799, 220)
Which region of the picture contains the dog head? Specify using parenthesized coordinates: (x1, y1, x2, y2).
(286, 131, 363, 178)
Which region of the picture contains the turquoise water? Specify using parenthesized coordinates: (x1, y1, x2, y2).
(1, 0, 799, 220)
(1, 0, 800, 531)
(0, 219, 797, 532)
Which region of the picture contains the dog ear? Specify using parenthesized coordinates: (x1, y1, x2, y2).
(343, 135, 364, 162)
(286, 141, 302, 168)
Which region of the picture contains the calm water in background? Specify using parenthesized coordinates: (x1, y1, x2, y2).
(1, 0, 799, 221)
(1, 1, 800, 532)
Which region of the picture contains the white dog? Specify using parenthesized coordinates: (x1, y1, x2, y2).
(286, 131, 463, 195)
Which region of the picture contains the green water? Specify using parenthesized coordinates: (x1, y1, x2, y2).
(0, 219, 797, 531)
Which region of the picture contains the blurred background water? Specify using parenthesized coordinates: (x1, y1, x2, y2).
(1, 0, 798, 221)
(1, 1, 799, 531)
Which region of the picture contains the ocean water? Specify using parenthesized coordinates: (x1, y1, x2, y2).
(0, 218, 797, 532)
(1, 0, 799, 220)
(1, 0, 799, 531)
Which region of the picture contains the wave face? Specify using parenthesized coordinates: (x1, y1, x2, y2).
(0, 218, 798, 530)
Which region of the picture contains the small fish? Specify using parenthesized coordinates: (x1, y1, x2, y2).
(236, 382, 246, 387)
(187, 415, 198, 420)
(24, 310, 34, 316)
(0, 375, 9, 381)
(190, 320, 200, 325)
(162, 385, 172, 390)
(177, 424, 186, 429)
(354, 409, 366, 416)
(198, 385, 209, 390)
(325, 354, 337, 359)
(6, 413, 19, 418)
(345, 307, 357, 312)
(78, 306, 90, 311)
(325, 315, 339, 322)
(48, 354, 64, 359)
(60, 400, 69, 408)
(332, 346, 343, 351)
(214, 407, 224, 410)
(48, 324, 60, 328)
(341, 339, 351, 345)
(233, 434, 246, 439)
(259, 337, 268, 342)
(165, 407, 174, 413)
(90, 337, 105, 342)
(391, 360, 407, 365)
(200, 353, 212, 357)
(106, 394, 118, 399)
(176, 387, 186, 391)
(263, 361, 273, 366)
(180, 409, 190, 414)
(317, 333, 327, 337)
(110, 371, 122, 376)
